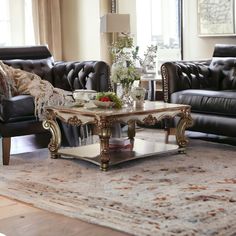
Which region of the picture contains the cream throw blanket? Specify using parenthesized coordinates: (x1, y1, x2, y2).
(0, 61, 72, 120)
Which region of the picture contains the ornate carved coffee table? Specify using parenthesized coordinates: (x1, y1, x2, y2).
(43, 101, 192, 171)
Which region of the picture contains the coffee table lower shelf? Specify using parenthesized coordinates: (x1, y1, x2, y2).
(57, 138, 180, 168)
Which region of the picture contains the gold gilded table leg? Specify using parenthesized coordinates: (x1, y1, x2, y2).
(98, 117, 112, 171)
(176, 108, 193, 153)
(43, 119, 61, 159)
(128, 120, 135, 148)
(128, 120, 135, 139)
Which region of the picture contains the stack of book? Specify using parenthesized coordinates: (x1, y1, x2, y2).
(109, 137, 132, 151)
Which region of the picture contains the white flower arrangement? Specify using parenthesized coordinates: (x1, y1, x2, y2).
(110, 35, 141, 86)
(110, 35, 157, 86)
(111, 61, 140, 86)
(139, 45, 158, 72)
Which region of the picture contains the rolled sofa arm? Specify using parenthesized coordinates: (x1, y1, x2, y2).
(0, 95, 35, 122)
(161, 60, 212, 102)
(52, 61, 111, 92)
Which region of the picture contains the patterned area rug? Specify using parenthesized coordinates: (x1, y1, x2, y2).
(0, 129, 236, 236)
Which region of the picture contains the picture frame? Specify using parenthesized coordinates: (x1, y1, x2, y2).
(197, 0, 236, 37)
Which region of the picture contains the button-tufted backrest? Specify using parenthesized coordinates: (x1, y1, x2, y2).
(52, 61, 110, 92)
(0, 46, 111, 93)
(0, 46, 54, 84)
(210, 44, 236, 90)
(161, 60, 216, 102)
(175, 62, 213, 90)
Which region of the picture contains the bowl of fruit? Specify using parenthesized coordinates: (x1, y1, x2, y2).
(94, 92, 122, 109)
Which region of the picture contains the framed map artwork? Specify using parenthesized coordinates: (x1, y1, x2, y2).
(198, 0, 235, 36)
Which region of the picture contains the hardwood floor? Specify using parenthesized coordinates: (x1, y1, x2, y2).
(0, 196, 129, 236)
(0, 135, 130, 236)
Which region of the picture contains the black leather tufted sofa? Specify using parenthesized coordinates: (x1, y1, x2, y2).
(161, 44, 236, 138)
(0, 46, 110, 165)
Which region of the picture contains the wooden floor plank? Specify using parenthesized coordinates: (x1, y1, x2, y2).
(0, 195, 129, 236)
(0, 202, 40, 220)
(0, 196, 17, 207)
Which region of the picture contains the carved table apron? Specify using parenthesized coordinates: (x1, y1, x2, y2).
(43, 101, 192, 171)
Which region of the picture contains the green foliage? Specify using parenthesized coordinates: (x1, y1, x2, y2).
(111, 63, 140, 86)
(110, 34, 157, 87)
(96, 92, 123, 109)
(110, 35, 134, 63)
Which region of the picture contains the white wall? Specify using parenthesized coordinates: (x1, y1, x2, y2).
(117, 0, 137, 39)
(61, 0, 101, 61)
(100, 0, 112, 64)
(61, 0, 80, 60)
(77, 0, 101, 60)
(183, 0, 236, 60)
(9, 0, 25, 45)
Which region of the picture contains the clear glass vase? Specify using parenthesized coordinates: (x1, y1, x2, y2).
(121, 83, 133, 107)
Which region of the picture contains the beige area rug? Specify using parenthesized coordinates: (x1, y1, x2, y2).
(0, 129, 236, 236)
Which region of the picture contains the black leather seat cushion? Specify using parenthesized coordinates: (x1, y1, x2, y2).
(0, 95, 35, 122)
(189, 113, 236, 137)
(171, 89, 236, 117)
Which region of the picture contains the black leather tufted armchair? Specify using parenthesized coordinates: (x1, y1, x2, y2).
(0, 46, 110, 165)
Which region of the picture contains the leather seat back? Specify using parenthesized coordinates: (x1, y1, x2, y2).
(52, 61, 110, 92)
(1, 46, 54, 84)
(210, 44, 236, 90)
(212, 44, 236, 57)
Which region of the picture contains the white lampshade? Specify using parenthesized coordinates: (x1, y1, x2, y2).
(100, 13, 130, 33)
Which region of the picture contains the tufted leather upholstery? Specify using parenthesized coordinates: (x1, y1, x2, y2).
(52, 61, 110, 92)
(0, 46, 110, 165)
(161, 60, 214, 102)
(161, 44, 236, 138)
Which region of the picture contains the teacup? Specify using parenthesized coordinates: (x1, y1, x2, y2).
(72, 89, 97, 105)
